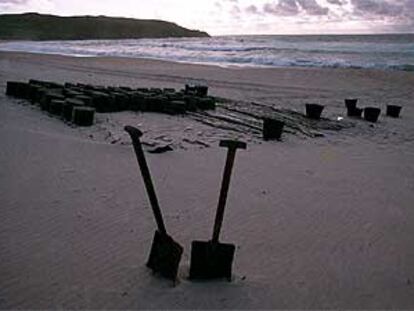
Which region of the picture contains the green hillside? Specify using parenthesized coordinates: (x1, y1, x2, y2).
(0, 13, 209, 40)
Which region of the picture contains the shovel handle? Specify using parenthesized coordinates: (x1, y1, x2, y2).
(212, 140, 246, 243)
(124, 126, 167, 235)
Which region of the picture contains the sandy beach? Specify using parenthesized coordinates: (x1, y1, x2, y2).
(1, 51, 414, 309)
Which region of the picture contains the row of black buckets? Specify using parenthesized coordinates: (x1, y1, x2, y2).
(5, 80, 403, 142)
(262, 99, 403, 141)
(5, 79, 216, 127)
(307, 100, 402, 122)
(6, 80, 96, 126)
(344, 99, 402, 121)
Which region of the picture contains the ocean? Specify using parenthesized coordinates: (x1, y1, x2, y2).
(1, 34, 413, 71)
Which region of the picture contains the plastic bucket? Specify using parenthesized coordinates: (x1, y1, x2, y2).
(263, 118, 285, 140)
(364, 107, 381, 123)
(305, 104, 324, 120)
(345, 98, 358, 110)
(386, 105, 402, 118)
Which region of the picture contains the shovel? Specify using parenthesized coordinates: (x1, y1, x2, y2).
(189, 140, 247, 281)
(124, 125, 183, 281)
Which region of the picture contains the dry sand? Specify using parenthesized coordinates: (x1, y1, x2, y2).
(1, 51, 414, 309)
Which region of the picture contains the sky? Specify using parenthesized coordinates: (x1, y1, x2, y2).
(1, 0, 413, 35)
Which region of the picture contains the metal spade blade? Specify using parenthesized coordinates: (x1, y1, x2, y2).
(125, 125, 183, 281)
(190, 240, 235, 281)
(147, 230, 183, 280)
(189, 140, 246, 281)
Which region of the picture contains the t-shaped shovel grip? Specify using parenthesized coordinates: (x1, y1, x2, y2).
(212, 140, 247, 243)
(124, 126, 167, 235)
(219, 140, 247, 150)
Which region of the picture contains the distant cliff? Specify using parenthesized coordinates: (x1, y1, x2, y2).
(0, 13, 210, 40)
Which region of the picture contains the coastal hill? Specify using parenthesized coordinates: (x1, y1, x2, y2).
(0, 13, 209, 40)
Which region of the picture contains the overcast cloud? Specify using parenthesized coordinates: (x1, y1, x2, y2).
(233, 0, 414, 33)
(246, 0, 413, 19)
(0, 0, 413, 35)
(0, 0, 29, 4)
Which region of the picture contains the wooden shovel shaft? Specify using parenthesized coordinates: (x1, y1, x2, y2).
(212, 148, 237, 243)
(125, 127, 167, 235)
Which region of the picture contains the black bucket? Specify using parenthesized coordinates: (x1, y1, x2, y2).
(386, 105, 402, 118)
(185, 84, 208, 97)
(345, 98, 358, 110)
(49, 99, 64, 116)
(6, 81, 30, 99)
(62, 98, 84, 122)
(72, 106, 95, 126)
(263, 118, 284, 141)
(28, 84, 42, 104)
(305, 104, 324, 120)
(345, 98, 360, 117)
(364, 107, 381, 123)
(348, 107, 363, 117)
(196, 85, 208, 97)
(40, 92, 65, 111)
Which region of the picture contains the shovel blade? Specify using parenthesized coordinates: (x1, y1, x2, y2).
(189, 240, 235, 281)
(146, 230, 183, 281)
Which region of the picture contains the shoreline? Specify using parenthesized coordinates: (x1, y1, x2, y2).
(1, 47, 414, 73)
(2, 50, 413, 80)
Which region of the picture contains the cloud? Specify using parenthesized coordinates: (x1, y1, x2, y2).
(0, 0, 29, 4)
(0, 0, 31, 10)
(343, 0, 414, 32)
(0, 0, 52, 9)
(326, 0, 413, 19)
(230, 4, 241, 13)
(262, 0, 329, 16)
(245, 4, 260, 14)
(348, 0, 414, 31)
(297, 0, 329, 15)
(326, 0, 346, 4)
(263, 0, 300, 16)
(351, 0, 404, 17)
